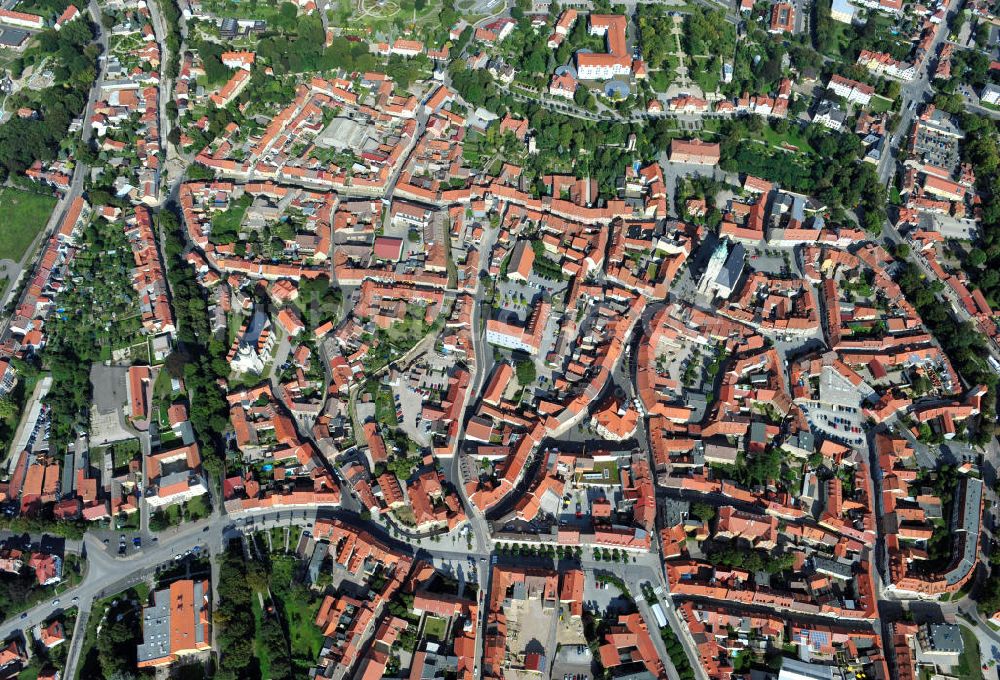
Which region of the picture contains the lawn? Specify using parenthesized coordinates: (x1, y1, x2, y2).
(152, 366, 174, 400)
(0, 188, 56, 264)
(270, 526, 286, 552)
(385, 314, 433, 346)
(114, 512, 140, 531)
(690, 56, 720, 93)
(819, 18, 851, 58)
(268, 555, 325, 670)
(327, 0, 444, 36)
(285, 592, 325, 664)
(424, 614, 447, 640)
(759, 123, 815, 154)
(210, 193, 251, 244)
(869, 94, 894, 113)
(593, 460, 622, 484)
(186, 494, 211, 520)
(461, 131, 492, 168)
(957, 626, 985, 680)
(110, 439, 141, 469)
(151, 497, 208, 531)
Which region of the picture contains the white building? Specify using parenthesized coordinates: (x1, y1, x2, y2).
(981, 83, 1000, 106)
(828, 74, 874, 106)
(813, 100, 846, 131)
(229, 308, 275, 375)
(145, 444, 209, 509)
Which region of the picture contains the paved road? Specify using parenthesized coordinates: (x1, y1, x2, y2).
(146, 0, 174, 199)
(13, 501, 495, 676)
(10, 4, 988, 680)
(876, 0, 959, 187)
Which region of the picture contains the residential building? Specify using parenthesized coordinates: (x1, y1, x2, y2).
(137, 580, 212, 668)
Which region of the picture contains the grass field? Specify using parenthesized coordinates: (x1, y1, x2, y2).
(286, 592, 325, 663)
(268, 555, 325, 671)
(957, 625, 985, 680)
(760, 123, 816, 154)
(0, 188, 56, 264)
(424, 614, 447, 639)
(870, 94, 894, 113)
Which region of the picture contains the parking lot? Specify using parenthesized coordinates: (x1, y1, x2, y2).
(393, 382, 431, 445)
(583, 570, 633, 616)
(550, 645, 593, 680)
(747, 248, 793, 277)
(8, 376, 53, 468)
(89, 364, 134, 444)
(495, 276, 566, 323)
(912, 124, 960, 174)
(799, 400, 866, 448)
(819, 364, 876, 405)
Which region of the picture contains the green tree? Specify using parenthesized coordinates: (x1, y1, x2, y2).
(690, 502, 715, 522)
(515, 359, 536, 385)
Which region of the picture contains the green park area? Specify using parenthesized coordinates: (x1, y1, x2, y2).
(328, 0, 443, 34)
(0, 188, 56, 264)
(869, 95, 894, 113)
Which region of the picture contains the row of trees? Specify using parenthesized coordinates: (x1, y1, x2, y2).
(158, 0, 182, 81)
(660, 625, 697, 680)
(494, 542, 584, 559)
(950, 113, 1000, 309)
(159, 209, 230, 478)
(215, 545, 261, 679)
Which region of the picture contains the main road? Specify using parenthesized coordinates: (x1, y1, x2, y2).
(875, 0, 960, 187)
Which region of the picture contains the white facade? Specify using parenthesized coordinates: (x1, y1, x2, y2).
(982, 84, 1000, 106)
(828, 77, 873, 106)
(576, 60, 631, 80)
(486, 327, 538, 355)
(145, 477, 209, 508)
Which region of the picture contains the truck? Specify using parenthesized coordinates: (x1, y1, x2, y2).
(650, 602, 667, 628)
